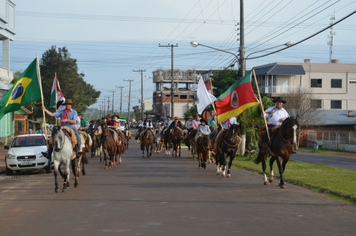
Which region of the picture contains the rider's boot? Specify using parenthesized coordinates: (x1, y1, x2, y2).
(42, 145, 53, 159)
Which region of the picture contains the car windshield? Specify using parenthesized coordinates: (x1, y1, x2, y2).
(11, 136, 46, 147)
(120, 120, 126, 126)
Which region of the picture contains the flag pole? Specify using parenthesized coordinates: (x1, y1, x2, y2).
(54, 72, 58, 125)
(36, 54, 49, 144)
(252, 69, 270, 141)
(209, 78, 218, 129)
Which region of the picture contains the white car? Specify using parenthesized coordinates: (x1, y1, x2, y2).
(4, 134, 51, 175)
(118, 119, 126, 132)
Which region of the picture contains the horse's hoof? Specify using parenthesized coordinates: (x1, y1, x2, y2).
(100, 161, 102, 164)
(109, 165, 112, 169)
(279, 184, 286, 189)
(82, 171, 86, 176)
(269, 178, 274, 183)
(105, 166, 108, 169)
(74, 183, 78, 188)
(227, 174, 230, 177)
(142, 154, 145, 157)
(55, 188, 59, 193)
(119, 160, 122, 165)
(264, 182, 269, 185)
(62, 189, 67, 193)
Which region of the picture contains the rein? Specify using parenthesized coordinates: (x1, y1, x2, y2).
(55, 130, 66, 152)
(223, 130, 239, 148)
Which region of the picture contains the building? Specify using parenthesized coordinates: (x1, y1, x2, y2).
(152, 69, 219, 121)
(14, 106, 32, 136)
(253, 59, 356, 110)
(0, 0, 15, 144)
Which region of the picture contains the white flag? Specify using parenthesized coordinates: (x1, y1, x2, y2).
(196, 78, 217, 114)
(50, 77, 66, 111)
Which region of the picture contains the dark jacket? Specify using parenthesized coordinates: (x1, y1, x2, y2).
(169, 120, 182, 129)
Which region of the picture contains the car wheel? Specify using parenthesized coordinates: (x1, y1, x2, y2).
(6, 166, 13, 175)
(45, 164, 51, 173)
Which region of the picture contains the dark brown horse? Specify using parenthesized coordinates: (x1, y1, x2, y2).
(141, 128, 156, 158)
(100, 123, 117, 169)
(254, 117, 299, 188)
(90, 127, 102, 160)
(196, 134, 211, 169)
(189, 129, 198, 160)
(124, 129, 131, 149)
(162, 128, 171, 155)
(171, 127, 182, 157)
(78, 131, 92, 176)
(116, 130, 126, 164)
(214, 124, 241, 177)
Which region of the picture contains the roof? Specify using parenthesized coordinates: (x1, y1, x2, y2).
(253, 64, 306, 76)
(292, 110, 356, 126)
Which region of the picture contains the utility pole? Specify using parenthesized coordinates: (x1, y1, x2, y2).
(109, 90, 116, 114)
(238, 0, 245, 78)
(107, 96, 110, 114)
(159, 43, 178, 117)
(102, 99, 106, 116)
(133, 69, 146, 120)
(327, 13, 336, 63)
(116, 86, 124, 116)
(124, 79, 134, 123)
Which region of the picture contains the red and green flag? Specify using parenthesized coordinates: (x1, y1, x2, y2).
(215, 73, 259, 122)
(0, 58, 41, 120)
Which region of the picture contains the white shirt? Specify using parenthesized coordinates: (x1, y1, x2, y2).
(76, 117, 81, 130)
(221, 117, 237, 129)
(263, 106, 290, 126)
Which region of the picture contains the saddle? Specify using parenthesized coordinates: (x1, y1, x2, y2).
(49, 126, 78, 148)
(79, 130, 93, 147)
(109, 128, 122, 146)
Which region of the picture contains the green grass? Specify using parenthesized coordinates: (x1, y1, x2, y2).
(298, 147, 356, 157)
(232, 156, 356, 199)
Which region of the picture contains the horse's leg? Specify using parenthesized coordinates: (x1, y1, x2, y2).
(269, 156, 276, 183)
(178, 142, 181, 158)
(227, 152, 235, 177)
(75, 156, 81, 188)
(221, 152, 227, 177)
(275, 156, 286, 189)
(103, 148, 109, 169)
(149, 145, 152, 158)
(53, 161, 60, 193)
(62, 161, 71, 192)
(81, 153, 86, 176)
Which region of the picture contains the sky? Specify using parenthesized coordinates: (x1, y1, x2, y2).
(2, 0, 356, 113)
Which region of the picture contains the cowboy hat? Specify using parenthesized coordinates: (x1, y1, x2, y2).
(112, 114, 119, 118)
(174, 116, 179, 120)
(145, 116, 150, 119)
(200, 118, 207, 124)
(102, 116, 107, 120)
(166, 115, 171, 118)
(195, 113, 200, 117)
(63, 99, 73, 105)
(188, 116, 193, 119)
(273, 97, 286, 104)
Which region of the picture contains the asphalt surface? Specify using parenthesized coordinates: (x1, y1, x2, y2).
(0, 140, 356, 236)
(291, 152, 356, 171)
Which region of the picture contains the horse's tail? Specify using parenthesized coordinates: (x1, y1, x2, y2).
(253, 152, 263, 164)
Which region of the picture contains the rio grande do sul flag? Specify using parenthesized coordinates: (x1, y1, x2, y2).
(215, 73, 259, 122)
(0, 58, 41, 120)
(50, 76, 66, 111)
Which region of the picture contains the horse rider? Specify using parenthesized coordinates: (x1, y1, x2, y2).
(184, 115, 193, 139)
(164, 115, 173, 128)
(88, 120, 98, 133)
(155, 119, 164, 129)
(78, 112, 88, 132)
(195, 118, 211, 149)
(260, 97, 296, 153)
(169, 116, 183, 136)
(208, 111, 216, 138)
(112, 114, 121, 132)
(189, 113, 201, 140)
(42, 99, 83, 156)
(139, 116, 154, 140)
(212, 116, 239, 155)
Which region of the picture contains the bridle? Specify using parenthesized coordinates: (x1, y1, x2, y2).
(54, 129, 65, 152)
(223, 125, 239, 148)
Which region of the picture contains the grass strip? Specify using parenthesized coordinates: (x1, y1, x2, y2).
(232, 156, 356, 200)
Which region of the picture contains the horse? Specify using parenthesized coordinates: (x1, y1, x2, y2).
(124, 129, 131, 149)
(254, 117, 299, 189)
(141, 128, 156, 158)
(51, 126, 81, 193)
(79, 131, 92, 176)
(90, 127, 102, 160)
(196, 134, 211, 169)
(162, 127, 171, 155)
(136, 127, 143, 143)
(154, 127, 164, 153)
(171, 127, 182, 157)
(183, 129, 193, 158)
(214, 124, 241, 177)
(100, 123, 117, 169)
(189, 129, 198, 160)
(116, 130, 126, 165)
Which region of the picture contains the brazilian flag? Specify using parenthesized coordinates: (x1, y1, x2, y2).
(0, 58, 41, 120)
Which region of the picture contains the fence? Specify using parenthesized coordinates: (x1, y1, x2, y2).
(307, 130, 356, 152)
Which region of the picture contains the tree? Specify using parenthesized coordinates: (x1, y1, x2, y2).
(282, 88, 322, 128)
(184, 105, 197, 121)
(210, 69, 239, 98)
(133, 106, 141, 120)
(28, 46, 100, 121)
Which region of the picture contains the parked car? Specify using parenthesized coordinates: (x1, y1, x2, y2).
(118, 119, 126, 132)
(4, 134, 51, 175)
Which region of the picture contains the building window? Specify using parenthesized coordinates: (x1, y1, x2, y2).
(189, 95, 194, 99)
(165, 94, 170, 97)
(311, 79, 322, 88)
(349, 80, 356, 84)
(174, 95, 179, 97)
(330, 100, 342, 109)
(17, 121, 23, 132)
(180, 95, 187, 99)
(331, 79, 342, 88)
(311, 100, 322, 109)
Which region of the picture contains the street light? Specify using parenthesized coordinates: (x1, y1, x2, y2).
(190, 41, 294, 76)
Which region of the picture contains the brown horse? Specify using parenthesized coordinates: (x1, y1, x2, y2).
(254, 117, 299, 188)
(162, 128, 171, 155)
(124, 129, 131, 149)
(196, 134, 211, 169)
(189, 129, 198, 159)
(100, 123, 117, 169)
(78, 131, 92, 176)
(115, 130, 126, 164)
(141, 128, 156, 158)
(214, 124, 241, 177)
(171, 127, 182, 157)
(90, 127, 102, 160)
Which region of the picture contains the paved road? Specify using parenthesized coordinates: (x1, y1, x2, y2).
(0, 141, 356, 236)
(291, 152, 356, 171)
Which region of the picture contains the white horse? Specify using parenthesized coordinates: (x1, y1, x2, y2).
(52, 126, 81, 193)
